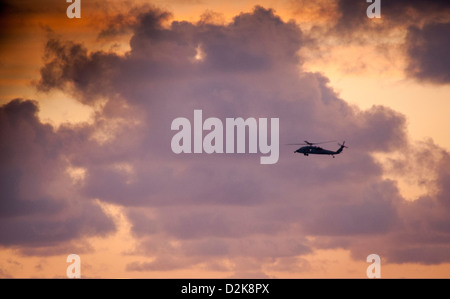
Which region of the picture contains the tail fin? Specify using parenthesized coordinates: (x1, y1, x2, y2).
(336, 141, 347, 154)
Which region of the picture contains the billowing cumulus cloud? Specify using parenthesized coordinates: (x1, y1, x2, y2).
(0, 99, 115, 252)
(2, 5, 450, 276)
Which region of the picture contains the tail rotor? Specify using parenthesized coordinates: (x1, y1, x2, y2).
(338, 141, 348, 148)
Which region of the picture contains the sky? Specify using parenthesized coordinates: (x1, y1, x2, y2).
(1, 0, 450, 278)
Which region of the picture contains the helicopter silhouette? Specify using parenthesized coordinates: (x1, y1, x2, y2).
(288, 140, 348, 158)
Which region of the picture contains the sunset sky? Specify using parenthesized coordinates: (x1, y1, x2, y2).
(1, 0, 450, 278)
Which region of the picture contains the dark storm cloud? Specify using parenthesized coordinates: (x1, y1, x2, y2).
(0, 99, 115, 250)
(8, 4, 450, 271)
(405, 22, 450, 84)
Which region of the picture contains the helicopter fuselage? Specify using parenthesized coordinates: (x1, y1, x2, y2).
(295, 145, 344, 157)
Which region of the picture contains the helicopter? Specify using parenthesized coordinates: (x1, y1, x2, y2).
(288, 140, 348, 158)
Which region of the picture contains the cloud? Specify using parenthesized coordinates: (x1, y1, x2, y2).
(405, 22, 450, 84)
(0, 99, 115, 252)
(331, 0, 450, 32)
(37, 38, 123, 103)
(4, 4, 450, 274)
(298, 0, 450, 83)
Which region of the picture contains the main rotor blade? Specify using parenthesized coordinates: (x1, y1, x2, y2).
(300, 140, 336, 145)
(312, 140, 336, 144)
(287, 140, 337, 146)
